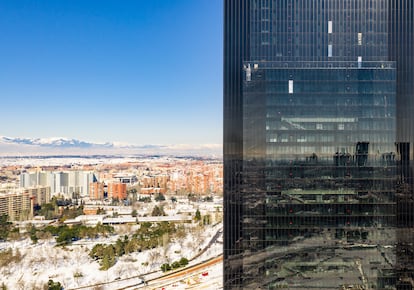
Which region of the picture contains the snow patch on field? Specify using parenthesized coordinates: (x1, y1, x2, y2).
(0, 223, 222, 289)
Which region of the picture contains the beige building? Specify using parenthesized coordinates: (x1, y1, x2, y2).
(0, 186, 51, 221)
(0, 191, 31, 221)
(24, 186, 51, 207)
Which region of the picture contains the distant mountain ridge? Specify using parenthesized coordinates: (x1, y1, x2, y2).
(0, 136, 221, 156)
(0, 136, 165, 149)
(1, 136, 104, 148)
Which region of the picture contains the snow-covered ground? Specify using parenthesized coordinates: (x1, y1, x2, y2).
(0, 222, 222, 289)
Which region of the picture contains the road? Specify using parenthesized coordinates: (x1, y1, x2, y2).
(130, 255, 223, 290)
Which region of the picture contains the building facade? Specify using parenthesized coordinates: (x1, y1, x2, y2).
(107, 182, 127, 200)
(0, 191, 32, 221)
(224, 0, 414, 289)
(0, 185, 50, 221)
(24, 186, 51, 207)
(20, 170, 97, 198)
(89, 182, 105, 200)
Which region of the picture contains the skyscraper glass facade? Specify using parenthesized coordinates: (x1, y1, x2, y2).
(224, 1, 414, 289)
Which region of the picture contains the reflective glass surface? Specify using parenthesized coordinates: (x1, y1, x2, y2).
(224, 0, 414, 289)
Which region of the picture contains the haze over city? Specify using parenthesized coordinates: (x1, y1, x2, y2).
(0, 0, 222, 146)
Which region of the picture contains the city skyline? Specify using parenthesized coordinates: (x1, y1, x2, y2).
(0, 0, 222, 146)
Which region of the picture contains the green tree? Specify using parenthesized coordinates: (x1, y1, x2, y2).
(138, 222, 152, 234)
(47, 279, 62, 290)
(155, 193, 165, 202)
(60, 205, 84, 220)
(0, 215, 11, 241)
(56, 225, 79, 245)
(131, 209, 137, 217)
(161, 263, 171, 272)
(90, 243, 118, 270)
(95, 222, 114, 236)
(90, 244, 105, 260)
(115, 236, 127, 256)
(124, 238, 140, 254)
(37, 197, 59, 219)
(194, 209, 201, 222)
(44, 225, 60, 236)
(179, 257, 189, 267)
(171, 261, 181, 269)
(100, 245, 116, 270)
(138, 196, 152, 202)
(151, 205, 165, 216)
(29, 225, 38, 244)
(204, 195, 213, 202)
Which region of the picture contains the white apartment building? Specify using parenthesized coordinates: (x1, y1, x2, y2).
(20, 171, 97, 198)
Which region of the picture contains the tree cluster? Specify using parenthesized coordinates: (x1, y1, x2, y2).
(59, 205, 84, 221)
(89, 222, 176, 270)
(151, 205, 166, 216)
(0, 215, 11, 241)
(89, 243, 117, 270)
(34, 198, 59, 220)
(154, 193, 165, 202)
(138, 196, 152, 203)
(29, 223, 114, 245)
(46, 279, 62, 290)
(34, 198, 85, 221)
(160, 257, 189, 272)
(203, 196, 213, 202)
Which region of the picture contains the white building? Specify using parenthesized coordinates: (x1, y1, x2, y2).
(20, 171, 97, 198)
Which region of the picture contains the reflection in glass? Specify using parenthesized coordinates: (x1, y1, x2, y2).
(224, 0, 414, 289)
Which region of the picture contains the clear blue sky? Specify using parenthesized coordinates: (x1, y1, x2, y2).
(0, 0, 222, 145)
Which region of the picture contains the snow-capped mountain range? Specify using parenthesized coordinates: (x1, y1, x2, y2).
(0, 136, 221, 156)
(1, 136, 109, 148)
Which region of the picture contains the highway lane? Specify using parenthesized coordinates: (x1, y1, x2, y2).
(126, 255, 223, 290)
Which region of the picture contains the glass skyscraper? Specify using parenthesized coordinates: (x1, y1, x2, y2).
(224, 1, 414, 289)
